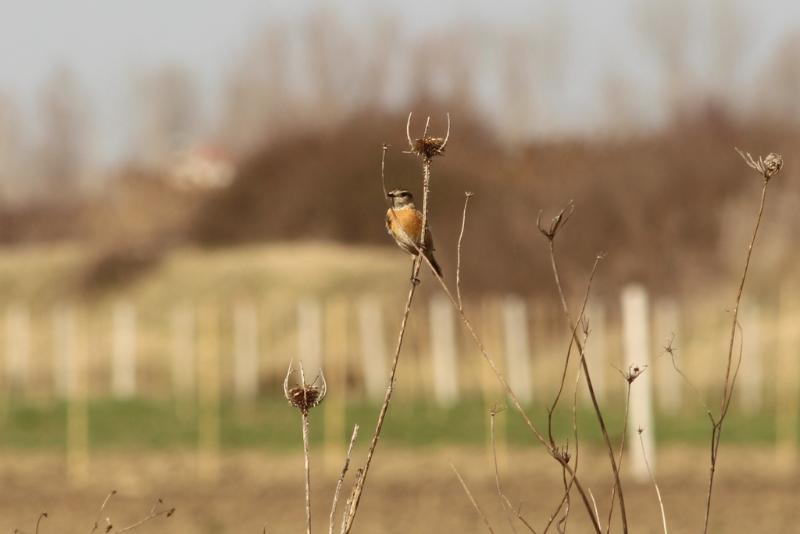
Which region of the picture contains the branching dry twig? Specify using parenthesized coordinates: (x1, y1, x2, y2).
(113, 499, 174, 534)
(701, 151, 781, 534)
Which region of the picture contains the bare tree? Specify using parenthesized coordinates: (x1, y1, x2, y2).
(0, 91, 25, 203)
(755, 31, 800, 124)
(37, 65, 90, 201)
(634, 0, 697, 118)
(135, 64, 199, 167)
(219, 24, 292, 153)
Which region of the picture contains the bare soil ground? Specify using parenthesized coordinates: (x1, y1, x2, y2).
(0, 446, 797, 534)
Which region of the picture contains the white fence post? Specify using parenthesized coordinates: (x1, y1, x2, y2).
(622, 284, 655, 481)
(111, 301, 137, 398)
(6, 302, 30, 394)
(358, 296, 387, 402)
(172, 304, 196, 407)
(53, 303, 75, 398)
(429, 295, 459, 406)
(297, 297, 323, 376)
(502, 295, 532, 404)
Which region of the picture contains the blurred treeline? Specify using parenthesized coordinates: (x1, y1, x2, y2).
(0, 5, 799, 297)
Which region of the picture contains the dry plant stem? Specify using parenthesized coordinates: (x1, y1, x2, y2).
(429, 230, 601, 532)
(702, 179, 770, 534)
(91, 491, 117, 534)
(451, 461, 497, 534)
(490, 407, 518, 534)
(302, 411, 311, 534)
(542, 334, 588, 534)
(546, 238, 627, 534)
(638, 430, 668, 534)
(113, 502, 174, 534)
(340, 469, 362, 534)
(295, 363, 313, 534)
(605, 382, 633, 534)
(546, 260, 599, 446)
(329, 425, 359, 534)
(36, 512, 48, 534)
(504, 497, 538, 534)
(456, 192, 474, 311)
(344, 117, 450, 533)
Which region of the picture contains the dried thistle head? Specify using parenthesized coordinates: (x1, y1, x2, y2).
(411, 137, 446, 160)
(284, 361, 326, 414)
(736, 149, 783, 181)
(406, 112, 450, 161)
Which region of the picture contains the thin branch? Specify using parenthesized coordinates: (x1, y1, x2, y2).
(490, 405, 517, 534)
(90, 491, 117, 534)
(330, 425, 359, 534)
(36, 512, 48, 534)
(113, 502, 174, 534)
(543, 219, 627, 534)
(451, 461, 496, 534)
(503, 497, 538, 534)
(638, 429, 668, 534)
(703, 163, 774, 534)
(427, 258, 602, 533)
(456, 192, 474, 311)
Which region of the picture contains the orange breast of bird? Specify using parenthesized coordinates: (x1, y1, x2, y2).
(387, 207, 424, 255)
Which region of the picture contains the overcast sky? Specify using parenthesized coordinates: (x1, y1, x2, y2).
(1, 0, 799, 164)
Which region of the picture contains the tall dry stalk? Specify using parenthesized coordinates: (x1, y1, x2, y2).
(699, 150, 781, 534)
(341, 114, 450, 534)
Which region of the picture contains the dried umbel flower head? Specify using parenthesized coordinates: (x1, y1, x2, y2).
(284, 361, 326, 414)
(624, 364, 647, 384)
(736, 149, 783, 181)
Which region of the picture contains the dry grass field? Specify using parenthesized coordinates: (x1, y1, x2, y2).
(0, 446, 797, 534)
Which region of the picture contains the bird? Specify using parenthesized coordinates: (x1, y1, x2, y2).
(385, 188, 443, 280)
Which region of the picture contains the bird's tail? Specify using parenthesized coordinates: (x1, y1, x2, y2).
(426, 252, 443, 278)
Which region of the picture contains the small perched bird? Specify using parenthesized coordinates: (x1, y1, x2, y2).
(385, 188, 443, 279)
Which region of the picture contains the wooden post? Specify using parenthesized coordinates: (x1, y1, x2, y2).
(622, 284, 655, 481)
(357, 296, 387, 402)
(197, 304, 220, 482)
(53, 303, 74, 397)
(429, 295, 459, 406)
(233, 301, 259, 404)
(67, 304, 88, 487)
(653, 298, 681, 413)
(111, 300, 137, 399)
(172, 304, 196, 418)
(502, 295, 532, 405)
(6, 302, 30, 395)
